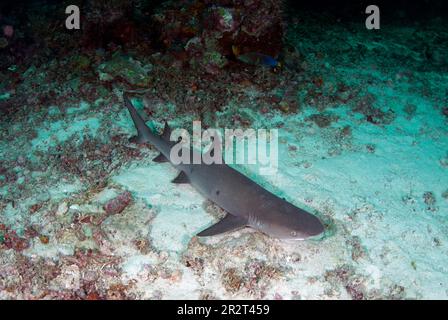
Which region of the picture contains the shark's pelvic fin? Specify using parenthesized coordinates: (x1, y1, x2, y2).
(197, 214, 247, 237)
(161, 121, 171, 141)
(153, 153, 169, 163)
(172, 171, 189, 184)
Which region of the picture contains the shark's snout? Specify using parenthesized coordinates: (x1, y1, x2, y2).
(263, 216, 325, 241)
(307, 216, 325, 237)
(295, 215, 325, 240)
(273, 207, 325, 241)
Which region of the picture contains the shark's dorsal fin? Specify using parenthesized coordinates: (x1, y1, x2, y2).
(172, 171, 189, 184)
(197, 214, 247, 237)
(161, 121, 171, 141)
(153, 153, 169, 163)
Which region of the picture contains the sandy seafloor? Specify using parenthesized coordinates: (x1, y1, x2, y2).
(0, 18, 447, 299)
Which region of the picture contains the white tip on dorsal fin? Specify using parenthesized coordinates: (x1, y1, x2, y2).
(161, 121, 171, 140)
(171, 171, 189, 184)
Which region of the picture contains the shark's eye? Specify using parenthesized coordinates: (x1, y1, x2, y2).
(290, 231, 297, 237)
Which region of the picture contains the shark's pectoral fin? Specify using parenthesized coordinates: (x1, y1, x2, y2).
(153, 153, 169, 163)
(171, 171, 189, 184)
(197, 214, 247, 237)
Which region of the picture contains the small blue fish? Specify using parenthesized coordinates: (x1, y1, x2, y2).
(233, 45, 281, 68)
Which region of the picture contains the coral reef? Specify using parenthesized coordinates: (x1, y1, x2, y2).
(152, 0, 283, 73)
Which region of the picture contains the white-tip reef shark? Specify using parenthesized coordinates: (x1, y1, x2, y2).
(123, 94, 325, 240)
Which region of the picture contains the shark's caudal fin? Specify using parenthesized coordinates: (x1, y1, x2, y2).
(123, 93, 153, 144)
(197, 214, 247, 237)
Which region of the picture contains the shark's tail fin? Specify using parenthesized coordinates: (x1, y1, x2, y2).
(123, 93, 154, 144)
